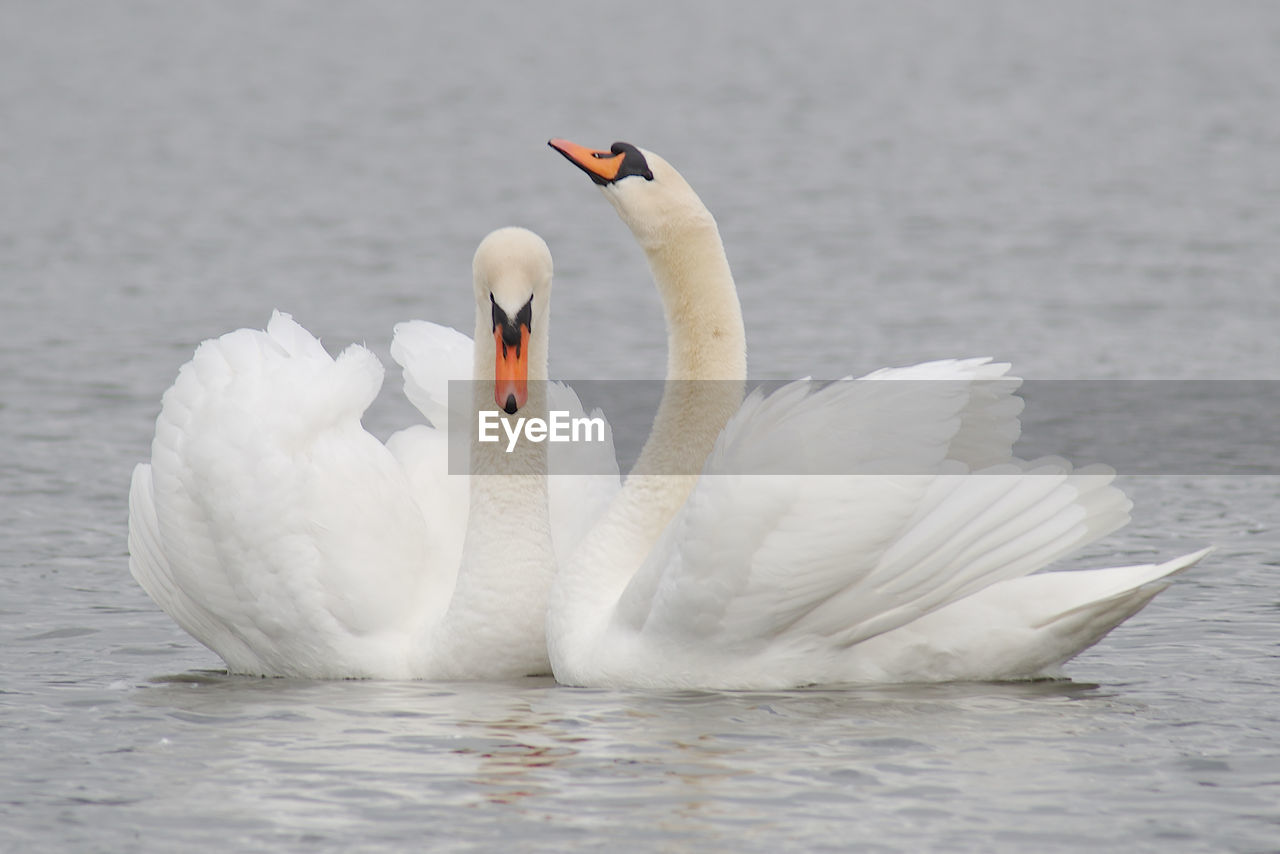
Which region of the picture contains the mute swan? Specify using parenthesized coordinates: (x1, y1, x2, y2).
(128, 227, 617, 679)
(545, 139, 1209, 690)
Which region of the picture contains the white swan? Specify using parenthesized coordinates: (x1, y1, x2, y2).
(128, 227, 618, 679)
(545, 139, 1209, 690)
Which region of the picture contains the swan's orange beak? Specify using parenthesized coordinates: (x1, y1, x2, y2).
(549, 138, 623, 185)
(494, 325, 530, 414)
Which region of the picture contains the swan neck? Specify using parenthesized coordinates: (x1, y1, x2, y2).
(633, 212, 746, 473)
(548, 193, 747, 671)
(424, 318, 555, 677)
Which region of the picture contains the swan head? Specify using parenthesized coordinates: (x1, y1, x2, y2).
(549, 139, 715, 246)
(473, 227, 553, 414)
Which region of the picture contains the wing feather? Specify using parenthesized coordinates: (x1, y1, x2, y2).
(612, 359, 1130, 659)
(390, 319, 473, 428)
(134, 314, 444, 676)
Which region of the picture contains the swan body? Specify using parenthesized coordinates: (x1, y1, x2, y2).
(545, 140, 1208, 690)
(128, 227, 618, 679)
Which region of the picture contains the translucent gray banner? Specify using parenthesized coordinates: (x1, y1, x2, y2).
(445, 380, 1279, 475)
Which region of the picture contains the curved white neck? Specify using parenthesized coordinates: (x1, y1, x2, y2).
(632, 221, 746, 473)
(549, 193, 746, 659)
(424, 320, 556, 677)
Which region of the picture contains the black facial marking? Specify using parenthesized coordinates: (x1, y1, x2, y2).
(491, 293, 533, 356)
(609, 142, 654, 182)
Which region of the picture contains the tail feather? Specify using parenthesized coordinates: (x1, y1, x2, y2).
(846, 548, 1211, 682)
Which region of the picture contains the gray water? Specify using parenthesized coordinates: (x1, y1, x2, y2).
(2, 1, 1278, 850)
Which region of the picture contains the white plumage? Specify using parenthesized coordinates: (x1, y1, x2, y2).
(129, 228, 619, 679)
(545, 140, 1208, 689)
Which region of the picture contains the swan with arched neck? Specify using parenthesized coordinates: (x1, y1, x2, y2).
(545, 138, 1209, 690)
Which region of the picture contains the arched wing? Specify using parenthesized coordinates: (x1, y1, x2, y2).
(133, 313, 447, 675)
(612, 359, 1130, 653)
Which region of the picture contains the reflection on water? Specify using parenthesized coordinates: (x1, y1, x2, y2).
(6, 592, 1277, 851)
(115, 674, 1131, 846)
